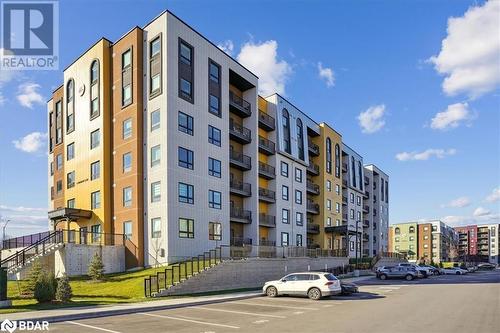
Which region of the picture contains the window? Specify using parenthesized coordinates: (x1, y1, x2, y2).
(54, 155, 62, 171)
(358, 161, 363, 191)
(66, 79, 74, 133)
(326, 138, 332, 174)
(209, 222, 222, 240)
(295, 168, 302, 182)
(409, 226, 415, 233)
(123, 118, 132, 139)
(67, 171, 75, 189)
(351, 156, 356, 187)
(208, 157, 221, 178)
(178, 147, 194, 169)
(385, 180, 389, 203)
(123, 186, 132, 207)
(208, 125, 221, 146)
(282, 209, 290, 224)
(326, 180, 331, 192)
(296, 118, 304, 160)
(281, 161, 289, 177)
(180, 42, 192, 65)
(327, 199, 332, 211)
(209, 190, 222, 209)
(395, 227, 400, 235)
(91, 191, 101, 209)
(150, 36, 161, 96)
(350, 193, 354, 203)
(395, 237, 400, 242)
(122, 49, 132, 106)
(56, 180, 62, 193)
(90, 60, 100, 118)
(296, 212, 303, 226)
(151, 145, 161, 167)
(67, 198, 75, 208)
(356, 196, 361, 206)
(327, 217, 332, 226)
(180, 78, 192, 99)
(295, 190, 302, 204)
(151, 73, 161, 93)
(179, 218, 194, 238)
(209, 94, 220, 116)
(179, 183, 194, 204)
(334, 144, 340, 178)
(381, 178, 385, 202)
(123, 152, 132, 173)
(209, 61, 219, 83)
(50, 162, 54, 175)
(357, 211, 361, 222)
(67, 143, 74, 161)
(178, 111, 193, 135)
(350, 209, 354, 219)
(91, 161, 100, 180)
(281, 232, 289, 247)
(151, 181, 161, 202)
(282, 185, 289, 200)
(151, 109, 160, 131)
(123, 221, 132, 240)
(335, 184, 340, 195)
(296, 234, 303, 247)
(151, 218, 161, 238)
(90, 129, 100, 149)
(282, 109, 291, 154)
(55, 101, 62, 144)
(335, 202, 340, 213)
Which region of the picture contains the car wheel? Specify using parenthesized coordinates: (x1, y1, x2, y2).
(307, 287, 322, 300)
(266, 286, 278, 297)
(405, 274, 414, 281)
(456, 271, 461, 275)
(380, 274, 387, 280)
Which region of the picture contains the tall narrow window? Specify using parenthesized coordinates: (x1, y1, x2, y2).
(90, 60, 100, 119)
(122, 118, 132, 139)
(66, 79, 74, 133)
(326, 138, 332, 174)
(151, 145, 161, 167)
(178, 39, 194, 103)
(282, 109, 291, 154)
(122, 49, 132, 106)
(334, 144, 340, 178)
(381, 178, 385, 202)
(358, 161, 363, 191)
(178, 112, 193, 135)
(351, 156, 356, 187)
(55, 101, 62, 144)
(208, 59, 221, 117)
(150, 36, 162, 97)
(385, 180, 389, 203)
(67, 143, 74, 160)
(296, 118, 304, 160)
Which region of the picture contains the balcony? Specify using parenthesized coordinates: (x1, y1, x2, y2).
(364, 176, 369, 185)
(229, 91, 251, 118)
(363, 205, 370, 213)
(259, 187, 276, 203)
(258, 110, 275, 131)
(342, 163, 348, 173)
(363, 220, 370, 228)
(258, 161, 275, 180)
(306, 162, 320, 176)
(363, 234, 369, 242)
(306, 200, 320, 215)
(230, 179, 252, 197)
(259, 213, 276, 227)
(363, 190, 369, 198)
(342, 196, 348, 205)
(307, 224, 320, 234)
(306, 180, 320, 195)
(230, 149, 251, 171)
(258, 136, 275, 155)
(342, 179, 348, 187)
(229, 121, 252, 144)
(230, 207, 252, 224)
(308, 141, 320, 156)
(342, 213, 348, 222)
(230, 237, 252, 246)
(260, 239, 276, 246)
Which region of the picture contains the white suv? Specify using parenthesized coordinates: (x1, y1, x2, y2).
(263, 272, 342, 300)
(396, 263, 432, 277)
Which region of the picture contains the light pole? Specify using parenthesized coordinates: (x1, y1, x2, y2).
(0, 219, 10, 263)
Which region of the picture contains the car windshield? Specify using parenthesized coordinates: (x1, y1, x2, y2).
(324, 273, 338, 281)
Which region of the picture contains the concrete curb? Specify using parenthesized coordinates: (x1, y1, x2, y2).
(10, 292, 263, 323)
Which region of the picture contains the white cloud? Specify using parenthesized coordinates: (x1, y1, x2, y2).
(317, 62, 335, 87)
(12, 131, 47, 153)
(395, 148, 457, 161)
(430, 102, 474, 130)
(441, 196, 471, 208)
(357, 104, 386, 134)
(237, 40, 292, 96)
(0, 92, 5, 106)
(428, 0, 500, 98)
(0, 205, 47, 213)
(486, 187, 500, 203)
(442, 212, 499, 227)
(473, 207, 491, 217)
(217, 40, 234, 56)
(16, 82, 44, 108)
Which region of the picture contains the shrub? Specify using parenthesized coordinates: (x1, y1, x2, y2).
(34, 273, 56, 303)
(88, 252, 105, 281)
(21, 259, 43, 297)
(55, 274, 72, 303)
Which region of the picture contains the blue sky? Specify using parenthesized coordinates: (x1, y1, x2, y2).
(0, 0, 499, 237)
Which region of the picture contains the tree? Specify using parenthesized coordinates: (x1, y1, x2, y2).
(21, 259, 43, 297)
(55, 274, 72, 302)
(88, 252, 105, 281)
(34, 273, 56, 303)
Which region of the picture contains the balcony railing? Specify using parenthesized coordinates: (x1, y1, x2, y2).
(363, 234, 369, 241)
(342, 179, 348, 187)
(258, 161, 275, 179)
(342, 213, 348, 221)
(363, 205, 370, 213)
(307, 224, 320, 234)
(229, 91, 251, 117)
(229, 121, 252, 144)
(230, 149, 251, 170)
(342, 196, 348, 204)
(259, 187, 276, 203)
(307, 162, 320, 176)
(259, 214, 276, 227)
(259, 239, 276, 246)
(364, 190, 369, 198)
(364, 176, 369, 185)
(230, 179, 252, 197)
(230, 207, 252, 224)
(363, 220, 370, 228)
(306, 200, 320, 214)
(230, 237, 252, 246)
(342, 163, 348, 172)
(306, 180, 320, 195)
(308, 141, 320, 156)
(258, 135, 275, 155)
(258, 110, 275, 131)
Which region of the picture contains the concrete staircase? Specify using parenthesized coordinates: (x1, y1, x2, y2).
(7, 243, 64, 275)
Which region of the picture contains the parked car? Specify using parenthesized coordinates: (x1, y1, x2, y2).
(419, 265, 440, 275)
(396, 263, 432, 278)
(477, 263, 496, 270)
(340, 281, 359, 295)
(466, 266, 478, 273)
(377, 266, 422, 281)
(439, 267, 468, 275)
(263, 272, 342, 300)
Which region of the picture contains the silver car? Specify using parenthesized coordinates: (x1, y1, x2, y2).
(377, 266, 422, 281)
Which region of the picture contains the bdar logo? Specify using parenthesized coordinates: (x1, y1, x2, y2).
(0, 319, 17, 333)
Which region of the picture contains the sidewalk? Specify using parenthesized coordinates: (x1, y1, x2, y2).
(0, 291, 262, 323)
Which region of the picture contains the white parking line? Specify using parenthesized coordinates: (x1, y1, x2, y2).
(137, 312, 240, 329)
(379, 286, 401, 289)
(262, 297, 318, 304)
(196, 306, 286, 318)
(232, 301, 319, 311)
(65, 321, 122, 333)
(253, 320, 269, 324)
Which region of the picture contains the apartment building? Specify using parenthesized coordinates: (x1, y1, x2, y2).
(454, 225, 478, 258)
(47, 10, 390, 267)
(390, 222, 418, 261)
(453, 224, 499, 264)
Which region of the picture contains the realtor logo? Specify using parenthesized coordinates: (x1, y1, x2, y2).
(0, 319, 17, 333)
(0, 0, 59, 70)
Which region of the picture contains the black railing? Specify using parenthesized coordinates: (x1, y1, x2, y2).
(230, 237, 253, 246)
(258, 110, 275, 130)
(259, 187, 276, 202)
(229, 149, 251, 169)
(308, 141, 320, 155)
(306, 180, 320, 194)
(258, 161, 276, 178)
(258, 135, 275, 154)
(229, 91, 251, 116)
(230, 207, 252, 223)
(307, 163, 320, 175)
(229, 121, 252, 143)
(307, 200, 320, 213)
(2, 231, 50, 249)
(230, 179, 252, 196)
(259, 214, 276, 227)
(307, 224, 320, 233)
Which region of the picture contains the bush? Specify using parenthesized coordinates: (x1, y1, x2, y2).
(88, 252, 105, 281)
(34, 273, 56, 303)
(55, 274, 72, 303)
(21, 259, 43, 297)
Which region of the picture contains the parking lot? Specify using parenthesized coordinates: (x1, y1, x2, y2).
(48, 270, 500, 333)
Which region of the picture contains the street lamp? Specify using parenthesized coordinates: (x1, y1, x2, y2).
(0, 219, 10, 263)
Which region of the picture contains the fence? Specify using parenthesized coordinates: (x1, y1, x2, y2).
(220, 245, 347, 259)
(2, 231, 51, 249)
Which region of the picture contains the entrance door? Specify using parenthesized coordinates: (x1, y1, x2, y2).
(80, 227, 88, 244)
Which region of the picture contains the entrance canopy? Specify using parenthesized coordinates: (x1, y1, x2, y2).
(48, 208, 92, 222)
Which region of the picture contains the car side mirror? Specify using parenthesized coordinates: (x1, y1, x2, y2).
(281, 279, 287, 282)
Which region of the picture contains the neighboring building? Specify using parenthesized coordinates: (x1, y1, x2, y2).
(390, 222, 418, 261)
(454, 224, 499, 264)
(46, 10, 390, 267)
(417, 223, 433, 263)
(454, 225, 478, 258)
